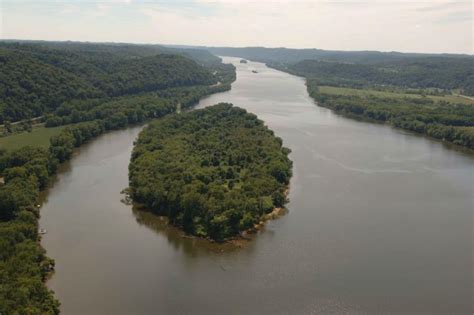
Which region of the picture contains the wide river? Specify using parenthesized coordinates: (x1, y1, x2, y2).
(41, 57, 473, 314)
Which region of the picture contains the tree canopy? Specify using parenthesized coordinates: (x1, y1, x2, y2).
(0, 42, 228, 123)
(307, 82, 474, 149)
(206, 46, 473, 65)
(274, 58, 474, 95)
(0, 45, 235, 312)
(129, 104, 292, 241)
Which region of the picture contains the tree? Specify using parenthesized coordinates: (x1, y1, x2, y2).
(129, 104, 292, 241)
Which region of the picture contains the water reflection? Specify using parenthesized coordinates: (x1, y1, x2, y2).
(131, 204, 260, 256)
(39, 57, 473, 314)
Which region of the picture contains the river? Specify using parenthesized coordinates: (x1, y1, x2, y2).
(40, 57, 473, 314)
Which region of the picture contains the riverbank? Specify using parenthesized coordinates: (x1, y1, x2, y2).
(308, 86, 474, 150)
(124, 186, 289, 249)
(265, 63, 474, 150)
(0, 74, 236, 314)
(128, 104, 293, 242)
(37, 57, 473, 314)
(240, 188, 289, 238)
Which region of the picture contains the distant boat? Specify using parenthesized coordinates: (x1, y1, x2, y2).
(39, 228, 47, 234)
(252, 70, 258, 73)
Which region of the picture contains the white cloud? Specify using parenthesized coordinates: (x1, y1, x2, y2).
(139, 0, 472, 53)
(1, 0, 472, 54)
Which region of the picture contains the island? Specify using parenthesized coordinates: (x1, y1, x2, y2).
(128, 103, 292, 241)
(240, 59, 248, 63)
(0, 41, 236, 314)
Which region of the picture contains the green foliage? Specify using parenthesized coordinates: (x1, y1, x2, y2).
(0, 46, 236, 311)
(129, 104, 292, 241)
(207, 46, 474, 65)
(0, 146, 59, 314)
(0, 42, 223, 123)
(44, 85, 229, 128)
(307, 81, 474, 149)
(280, 58, 474, 95)
(0, 100, 219, 312)
(317, 86, 474, 105)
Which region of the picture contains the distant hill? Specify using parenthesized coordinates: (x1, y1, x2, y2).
(282, 58, 474, 94)
(197, 46, 474, 95)
(1, 40, 223, 66)
(201, 46, 472, 64)
(0, 41, 219, 123)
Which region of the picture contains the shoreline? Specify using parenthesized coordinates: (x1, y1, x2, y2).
(235, 188, 290, 242)
(126, 187, 290, 248)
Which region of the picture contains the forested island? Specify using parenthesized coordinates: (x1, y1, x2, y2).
(1, 40, 472, 313)
(129, 104, 292, 241)
(0, 41, 236, 314)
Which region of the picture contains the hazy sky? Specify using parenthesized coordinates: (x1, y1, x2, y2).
(1, 0, 472, 54)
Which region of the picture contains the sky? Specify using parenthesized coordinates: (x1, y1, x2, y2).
(0, 0, 472, 54)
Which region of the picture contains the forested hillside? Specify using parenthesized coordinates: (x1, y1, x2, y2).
(0, 83, 236, 314)
(0, 42, 225, 123)
(203, 46, 474, 95)
(43, 85, 229, 128)
(21, 40, 224, 66)
(213, 46, 473, 148)
(205, 46, 470, 64)
(278, 58, 474, 95)
(0, 41, 237, 313)
(129, 104, 292, 241)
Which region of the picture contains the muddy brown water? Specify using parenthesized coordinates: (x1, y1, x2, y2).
(40, 57, 473, 314)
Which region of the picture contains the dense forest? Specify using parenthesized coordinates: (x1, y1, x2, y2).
(0, 118, 123, 313)
(17, 40, 224, 66)
(202, 46, 474, 95)
(0, 43, 236, 313)
(0, 41, 235, 124)
(0, 91, 238, 314)
(0, 145, 60, 314)
(129, 104, 292, 241)
(204, 46, 472, 64)
(274, 58, 474, 95)
(223, 46, 474, 148)
(42, 84, 231, 128)
(307, 82, 474, 149)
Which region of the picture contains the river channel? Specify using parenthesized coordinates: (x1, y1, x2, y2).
(41, 57, 473, 314)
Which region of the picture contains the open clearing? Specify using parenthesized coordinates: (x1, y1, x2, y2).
(0, 126, 65, 151)
(318, 86, 474, 105)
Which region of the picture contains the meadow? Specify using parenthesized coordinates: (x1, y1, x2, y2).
(0, 126, 65, 151)
(318, 86, 474, 105)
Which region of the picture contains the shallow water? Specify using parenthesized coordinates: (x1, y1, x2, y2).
(41, 57, 473, 314)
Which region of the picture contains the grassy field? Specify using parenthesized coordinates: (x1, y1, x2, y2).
(318, 86, 474, 105)
(0, 126, 65, 151)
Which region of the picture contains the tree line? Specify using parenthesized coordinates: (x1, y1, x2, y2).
(307, 82, 474, 149)
(0, 42, 235, 124)
(207, 46, 473, 68)
(43, 85, 231, 128)
(272, 57, 474, 95)
(129, 104, 292, 241)
(0, 68, 235, 313)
